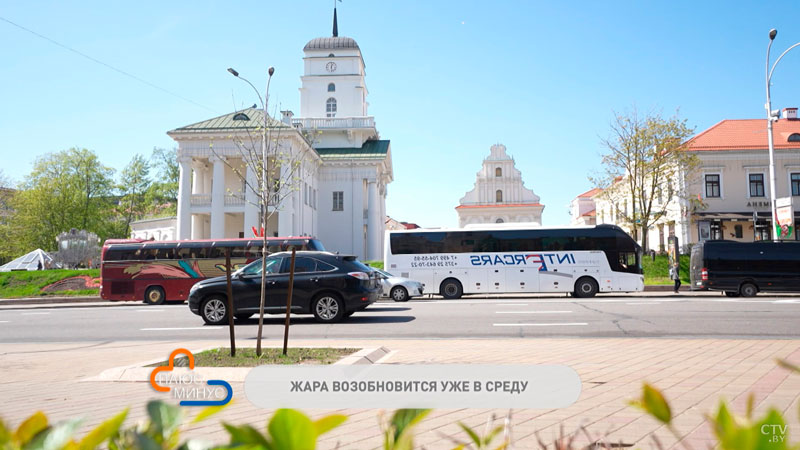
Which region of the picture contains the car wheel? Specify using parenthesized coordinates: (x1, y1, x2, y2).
(573, 277, 598, 298)
(390, 286, 409, 302)
(440, 278, 463, 299)
(144, 286, 166, 305)
(740, 282, 758, 298)
(234, 313, 253, 320)
(724, 291, 740, 298)
(312, 294, 345, 323)
(201, 296, 229, 325)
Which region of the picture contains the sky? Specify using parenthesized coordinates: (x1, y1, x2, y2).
(3, 1, 800, 228)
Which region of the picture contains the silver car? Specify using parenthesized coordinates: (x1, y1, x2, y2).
(373, 268, 424, 302)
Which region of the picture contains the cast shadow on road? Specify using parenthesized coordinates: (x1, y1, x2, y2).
(229, 315, 416, 327)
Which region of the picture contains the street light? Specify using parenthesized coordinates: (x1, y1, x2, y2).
(764, 29, 800, 240)
(227, 66, 275, 356)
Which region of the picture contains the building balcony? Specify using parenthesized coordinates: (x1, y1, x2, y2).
(291, 116, 375, 130)
(224, 194, 246, 206)
(190, 194, 211, 206)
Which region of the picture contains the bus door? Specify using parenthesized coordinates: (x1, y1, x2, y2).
(506, 265, 538, 292)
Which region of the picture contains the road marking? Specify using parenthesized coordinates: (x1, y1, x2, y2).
(774, 300, 800, 304)
(496, 303, 529, 306)
(0, 320, 9, 323)
(21, 312, 50, 315)
(140, 327, 210, 331)
(136, 309, 165, 312)
(492, 322, 588, 327)
(626, 302, 660, 305)
(495, 310, 572, 314)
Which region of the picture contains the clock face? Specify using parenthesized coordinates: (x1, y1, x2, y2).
(326, 61, 337, 73)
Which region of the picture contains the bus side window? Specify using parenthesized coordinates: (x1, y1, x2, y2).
(177, 248, 191, 259)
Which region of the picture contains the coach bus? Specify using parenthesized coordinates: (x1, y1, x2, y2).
(101, 237, 324, 304)
(384, 224, 643, 299)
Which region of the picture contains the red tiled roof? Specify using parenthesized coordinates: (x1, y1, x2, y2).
(580, 209, 596, 217)
(577, 187, 603, 198)
(456, 203, 543, 209)
(686, 118, 800, 151)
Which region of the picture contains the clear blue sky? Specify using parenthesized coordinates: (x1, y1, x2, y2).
(3, 1, 800, 227)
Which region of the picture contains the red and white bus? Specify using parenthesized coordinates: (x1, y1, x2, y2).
(100, 237, 325, 304)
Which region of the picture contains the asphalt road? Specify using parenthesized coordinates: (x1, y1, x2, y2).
(1, 292, 799, 342)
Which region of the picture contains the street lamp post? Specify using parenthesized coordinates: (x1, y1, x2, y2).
(227, 66, 274, 356)
(764, 29, 800, 240)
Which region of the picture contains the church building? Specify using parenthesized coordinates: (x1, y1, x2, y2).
(456, 144, 544, 227)
(166, 10, 392, 261)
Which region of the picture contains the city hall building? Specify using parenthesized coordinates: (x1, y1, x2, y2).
(163, 13, 392, 260)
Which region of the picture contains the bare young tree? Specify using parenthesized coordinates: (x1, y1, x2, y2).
(213, 67, 320, 356)
(591, 108, 698, 251)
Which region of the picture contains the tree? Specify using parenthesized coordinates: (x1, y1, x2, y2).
(217, 67, 319, 356)
(592, 109, 698, 251)
(146, 147, 179, 215)
(7, 148, 115, 253)
(117, 154, 151, 237)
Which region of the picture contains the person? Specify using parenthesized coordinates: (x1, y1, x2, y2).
(37, 260, 42, 271)
(669, 264, 681, 293)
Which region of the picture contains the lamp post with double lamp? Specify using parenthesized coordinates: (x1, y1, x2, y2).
(227, 66, 274, 356)
(765, 29, 799, 240)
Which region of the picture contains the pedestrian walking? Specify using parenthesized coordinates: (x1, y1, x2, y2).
(669, 265, 681, 293)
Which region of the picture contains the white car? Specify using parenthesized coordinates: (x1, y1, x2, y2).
(373, 268, 424, 302)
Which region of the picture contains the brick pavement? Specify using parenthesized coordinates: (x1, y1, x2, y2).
(1, 339, 799, 449)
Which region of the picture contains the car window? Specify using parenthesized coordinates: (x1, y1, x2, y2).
(288, 257, 317, 273)
(241, 257, 282, 275)
(315, 260, 337, 272)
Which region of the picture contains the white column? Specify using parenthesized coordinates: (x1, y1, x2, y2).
(278, 163, 294, 237)
(244, 162, 259, 237)
(176, 156, 192, 239)
(367, 179, 382, 260)
(191, 215, 203, 239)
(210, 155, 225, 239)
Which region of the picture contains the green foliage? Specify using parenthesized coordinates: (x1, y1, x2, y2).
(452, 418, 508, 450)
(0, 269, 100, 298)
(222, 409, 346, 450)
(383, 409, 430, 450)
(116, 154, 151, 237)
(641, 253, 689, 285)
(146, 147, 179, 216)
(364, 260, 384, 270)
(629, 384, 672, 424)
(4, 148, 116, 254)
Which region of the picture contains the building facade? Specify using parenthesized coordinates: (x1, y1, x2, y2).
(165, 12, 392, 260)
(569, 188, 601, 226)
(575, 113, 800, 252)
(456, 144, 544, 227)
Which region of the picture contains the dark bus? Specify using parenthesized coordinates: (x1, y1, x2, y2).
(690, 240, 800, 297)
(101, 237, 324, 304)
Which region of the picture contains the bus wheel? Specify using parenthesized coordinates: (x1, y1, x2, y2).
(573, 277, 598, 298)
(144, 286, 166, 305)
(739, 283, 758, 298)
(201, 296, 228, 325)
(390, 286, 409, 302)
(440, 279, 463, 300)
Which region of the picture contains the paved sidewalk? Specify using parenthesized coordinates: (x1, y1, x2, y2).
(1, 339, 799, 449)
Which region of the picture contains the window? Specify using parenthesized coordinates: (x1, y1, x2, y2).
(749, 173, 765, 197)
(241, 257, 282, 275)
(328, 53, 335, 57)
(495, 167, 502, 177)
(495, 218, 504, 223)
(232, 113, 250, 121)
(326, 98, 337, 117)
(705, 174, 721, 198)
(792, 173, 800, 196)
(327, 83, 335, 92)
(496, 190, 503, 202)
(303, 183, 308, 205)
(788, 133, 800, 142)
(734, 224, 743, 239)
(286, 257, 317, 273)
(332, 191, 344, 211)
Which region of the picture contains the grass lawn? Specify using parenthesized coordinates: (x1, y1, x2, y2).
(642, 254, 690, 285)
(0, 269, 100, 298)
(363, 260, 384, 270)
(153, 347, 361, 367)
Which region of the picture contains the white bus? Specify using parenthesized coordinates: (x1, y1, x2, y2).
(383, 224, 644, 298)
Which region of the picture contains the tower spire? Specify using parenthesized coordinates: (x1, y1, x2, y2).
(332, 6, 338, 37)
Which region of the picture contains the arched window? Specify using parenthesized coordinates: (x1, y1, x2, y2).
(495, 167, 502, 177)
(328, 53, 335, 57)
(496, 190, 503, 202)
(327, 83, 335, 92)
(788, 133, 800, 142)
(495, 218, 504, 223)
(326, 98, 337, 117)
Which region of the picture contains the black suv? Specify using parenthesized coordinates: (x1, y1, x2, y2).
(188, 251, 380, 324)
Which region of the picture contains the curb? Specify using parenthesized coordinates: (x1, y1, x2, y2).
(0, 296, 102, 306)
(84, 346, 391, 383)
(644, 285, 688, 292)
